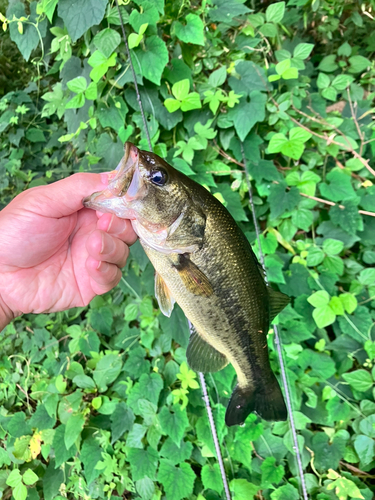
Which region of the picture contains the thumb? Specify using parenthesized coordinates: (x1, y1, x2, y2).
(23, 173, 109, 218)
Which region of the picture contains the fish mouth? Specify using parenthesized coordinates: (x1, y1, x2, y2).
(83, 142, 140, 212)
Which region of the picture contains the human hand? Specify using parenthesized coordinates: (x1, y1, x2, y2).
(0, 173, 137, 328)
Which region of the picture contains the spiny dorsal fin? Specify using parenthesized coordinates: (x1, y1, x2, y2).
(174, 254, 213, 297)
(268, 286, 290, 323)
(155, 272, 175, 317)
(187, 325, 228, 373)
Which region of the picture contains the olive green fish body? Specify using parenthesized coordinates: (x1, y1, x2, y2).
(83, 143, 289, 426)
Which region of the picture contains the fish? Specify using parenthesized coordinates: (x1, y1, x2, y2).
(83, 142, 289, 426)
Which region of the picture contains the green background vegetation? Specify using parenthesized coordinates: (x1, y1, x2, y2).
(0, 0, 375, 499)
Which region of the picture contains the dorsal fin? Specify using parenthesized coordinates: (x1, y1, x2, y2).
(267, 286, 290, 323)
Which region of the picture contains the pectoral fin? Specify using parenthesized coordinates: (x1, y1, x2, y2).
(155, 272, 175, 317)
(268, 286, 290, 322)
(174, 254, 213, 297)
(187, 325, 228, 373)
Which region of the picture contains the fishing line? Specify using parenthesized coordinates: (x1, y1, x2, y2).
(115, 2, 232, 498)
(241, 143, 309, 500)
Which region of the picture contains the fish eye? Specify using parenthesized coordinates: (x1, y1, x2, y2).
(150, 169, 168, 186)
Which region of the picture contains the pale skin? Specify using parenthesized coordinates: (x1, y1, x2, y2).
(0, 173, 137, 331)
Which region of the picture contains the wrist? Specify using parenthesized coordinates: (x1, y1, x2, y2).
(0, 295, 14, 331)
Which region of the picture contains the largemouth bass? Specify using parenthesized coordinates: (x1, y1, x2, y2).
(83, 142, 289, 426)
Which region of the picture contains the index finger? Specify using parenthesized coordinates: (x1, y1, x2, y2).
(97, 213, 138, 245)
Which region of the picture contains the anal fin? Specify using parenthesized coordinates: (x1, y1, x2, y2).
(187, 325, 228, 373)
(174, 254, 213, 297)
(155, 272, 175, 317)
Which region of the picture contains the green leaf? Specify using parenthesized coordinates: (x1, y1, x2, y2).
(159, 405, 189, 445)
(129, 3, 159, 32)
(164, 98, 181, 113)
(12, 483, 27, 500)
(358, 268, 375, 286)
(281, 67, 298, 79)
(93, 28, 121, 58)
(289, 127, 312, 143)
(268, 133, 288, 153)
(268, 182, 300, 220)
(58, 0, 107, 42)
(172, 79, 190, 101)
(110, 402, 135, 443)
(81, 437, 102, 485)
(312, 305, 336, 328)
(270, 483, 300, 500)
(6, 469, 23, 488)
(26, 128, 46, 143)
(330, 200, 362, 235)
(320, 170, 356, 202)
(261, 457, 284, 487)
(181, 92, 201, 112)
(209, 0, 250, 23)
(317, 72, 331, 89)
(230, 478, 258, 500)
(308, 290, 330, 308)
(64, 413, 85, 449)
(266, 2, 285, 23)
(135, 477, 155, 500)
(231, 92, 266, 141)
(160, 439, 193, 465)
(342, 370, 373, 392)
(67, 76, 87, 93)
(65, 93, 85, 109)
(291, 207, 313, 231)
(133, 36, 169, 85)
(93, 353, 123, 392)
(307, 246, 325, 266)
(22, 469, 38, 486)
(53, 425, 75, 468)
(293, 43, 314, 60)
(73, 374, 96, 389)
(29, 404, 56, 430)
(201, 464, 222, 494)
(128, 447, 159, 481)
(332, 74, 355, 90)
(323, 238, 344, 255)
(158, 460, 196, 500)
(318, 54, 338, 72)
(339, 293, 358, 314)
(348, 55, 371, 74)
(229, 61, 270, 96)
(354, 434, 375, 466)
(8, 3, 45, 62)
(209, 66, 227, 87)
(174, 14, 204, 46)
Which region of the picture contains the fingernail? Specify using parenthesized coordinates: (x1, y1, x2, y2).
(100, 232, 115, 255)
(97, 261, 109, 272)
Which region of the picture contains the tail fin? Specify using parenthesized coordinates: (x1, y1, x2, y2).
(225, 376, 287, 426)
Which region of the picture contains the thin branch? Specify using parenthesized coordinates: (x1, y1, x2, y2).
(346, 88, 364, 155)
(299, 192, 375, 217)
(289, 107, 375, 177)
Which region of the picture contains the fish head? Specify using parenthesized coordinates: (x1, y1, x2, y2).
(83, 142, 188, 229)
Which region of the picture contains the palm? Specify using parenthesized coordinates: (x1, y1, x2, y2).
(0, 208, 99, 314)
(0, 173, 135, 321)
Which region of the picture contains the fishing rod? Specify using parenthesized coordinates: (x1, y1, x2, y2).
(114, 2, 232, 498)
(115, 2, 307, 499)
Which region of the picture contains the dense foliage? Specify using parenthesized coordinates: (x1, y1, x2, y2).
(1, 0, 375, 499)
